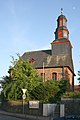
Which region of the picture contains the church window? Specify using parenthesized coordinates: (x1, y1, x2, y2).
(52, 73, 57, 80)
(41, 73, 45, 81)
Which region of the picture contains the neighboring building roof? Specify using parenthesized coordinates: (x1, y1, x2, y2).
(22, 49, 74, 74)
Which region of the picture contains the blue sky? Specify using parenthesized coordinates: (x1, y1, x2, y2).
(0, 0, 80, 84)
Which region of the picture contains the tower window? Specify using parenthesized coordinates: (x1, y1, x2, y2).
(63, 32, 67, 38)
(63, 19, 66, 26)
(52, 73, 57, 80)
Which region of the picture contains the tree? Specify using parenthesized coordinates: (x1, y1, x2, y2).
(53, 80, 68, 102)
(30, 80, 59, 102)
(78, 70, 80, 91)
(2, 55, 42, 100)
(78, 70, 80, 84)
(2, 55, 68, 102)
(30, 80, 68, 103)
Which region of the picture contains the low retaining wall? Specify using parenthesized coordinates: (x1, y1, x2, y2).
(1, 101, 62, 118)
(1, 100, 43, 116)
(61, 98, 80, 115)
(1, 98, 80, 117)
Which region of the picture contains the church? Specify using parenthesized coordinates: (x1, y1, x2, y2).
(22, 10, 75, 91)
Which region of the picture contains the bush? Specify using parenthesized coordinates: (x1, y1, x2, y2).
(30, 80, 68, 103)
(63, 92, 80, 98)
(30, 80, 59, 103)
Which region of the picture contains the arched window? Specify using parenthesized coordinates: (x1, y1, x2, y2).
(52, 73, 57, 80)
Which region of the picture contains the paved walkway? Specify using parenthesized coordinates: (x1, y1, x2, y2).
(0, 109, 50, 120)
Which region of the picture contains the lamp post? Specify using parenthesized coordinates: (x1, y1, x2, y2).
(22, 89, 27, 114)
(43, 62, 44, 82)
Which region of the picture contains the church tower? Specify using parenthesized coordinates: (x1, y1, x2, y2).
(51, 9, 74, 91)
(51, 9, 72, 56)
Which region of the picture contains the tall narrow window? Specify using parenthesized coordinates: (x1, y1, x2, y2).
(52, 73, 57, 80)
(63, 19, 66, 26)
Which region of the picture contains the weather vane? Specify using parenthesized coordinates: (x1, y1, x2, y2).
(61, 8, 63, 15)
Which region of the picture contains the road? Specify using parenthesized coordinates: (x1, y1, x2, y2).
(0, 114, 26, 120)
(0, 114, 39, 120)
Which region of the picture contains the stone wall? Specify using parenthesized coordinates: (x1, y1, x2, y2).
(61, 98, 80, 115)
(1, 99, 80, 117)
(1, 100, 43, 116)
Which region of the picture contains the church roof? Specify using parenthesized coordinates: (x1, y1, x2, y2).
(22, 49, 74, 74)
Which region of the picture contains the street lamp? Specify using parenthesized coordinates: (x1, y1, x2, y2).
(22, 89, 27, 114)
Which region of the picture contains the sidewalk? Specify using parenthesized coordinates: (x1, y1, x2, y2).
(0, 109, 50, 120)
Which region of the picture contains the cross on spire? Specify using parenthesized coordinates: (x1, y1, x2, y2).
(61, 8, 63, 15)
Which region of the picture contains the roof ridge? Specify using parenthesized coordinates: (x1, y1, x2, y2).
(24, 49, 51, 53)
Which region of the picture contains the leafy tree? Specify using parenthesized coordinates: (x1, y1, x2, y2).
(78, 70, 80, 91)
(53, 80, 68, 102)
(30, 80, 67, 103)
(30, 81, 52, 102)
(78, 70, 80, 84)
(2, 55, 42, 100)
(2, 55, 68, 102)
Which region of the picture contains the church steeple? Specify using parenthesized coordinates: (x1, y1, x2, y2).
(55, 8, 69, 40)
(51, 10, 72, 56)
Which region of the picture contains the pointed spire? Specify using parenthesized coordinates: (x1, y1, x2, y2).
(61, 8, 63, 15)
